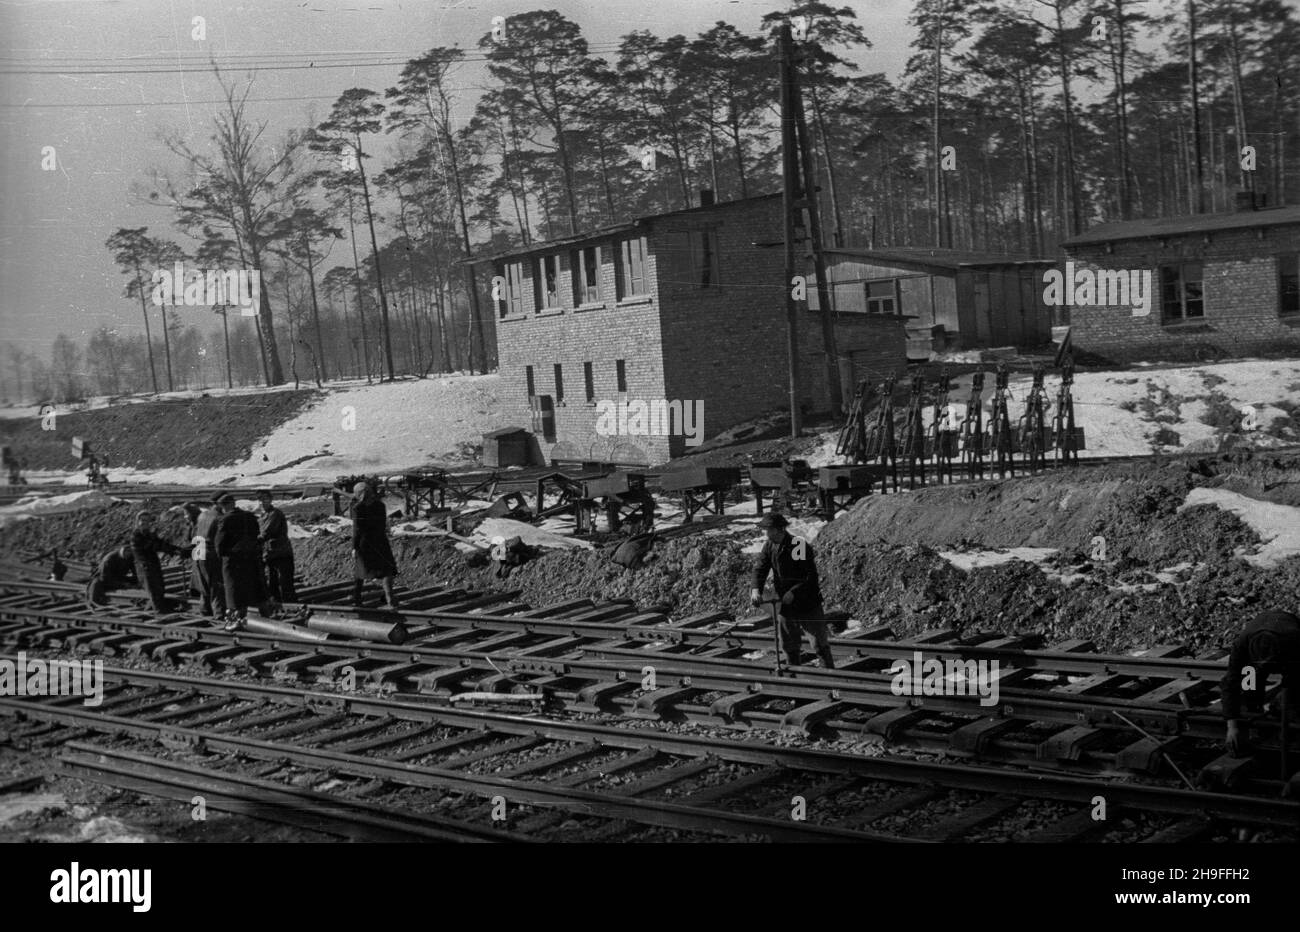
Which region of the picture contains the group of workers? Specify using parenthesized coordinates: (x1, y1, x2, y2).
(73, 482, 1298, 767)
(87, 490, 300, 631)
(84, 480, 401, 624)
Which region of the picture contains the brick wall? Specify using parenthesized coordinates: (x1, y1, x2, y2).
(1063, 223, 1300, 361)
(489, 194, 909, 466)
(491, 233, 671, 466)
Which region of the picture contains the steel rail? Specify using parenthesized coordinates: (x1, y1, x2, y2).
(3, 656, 1296, 828)
(0, 593, 1237, 740)
(58, 743, 527, 843)
(0, 577, 1234, 681)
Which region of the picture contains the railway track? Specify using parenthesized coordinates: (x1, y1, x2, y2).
(0, 568, 1295, 801)
(5, 654, 1296, 842)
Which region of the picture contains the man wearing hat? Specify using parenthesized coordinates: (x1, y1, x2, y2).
(257, 490, 296, 603)
(350, 480, 399, 609)
(192, 494, 226, 619)
(750, 513, 834, 669)
(213, 493, 268, 630)
(130, 510, 192, 614)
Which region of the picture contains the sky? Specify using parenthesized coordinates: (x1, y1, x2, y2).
(0, 0, 916, 358)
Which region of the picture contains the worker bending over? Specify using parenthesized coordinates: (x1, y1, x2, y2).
(1223, 609, 1300, 758)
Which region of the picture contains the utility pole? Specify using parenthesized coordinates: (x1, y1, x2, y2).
(791, 52, 844, 417)
(779, 24, 802, 439)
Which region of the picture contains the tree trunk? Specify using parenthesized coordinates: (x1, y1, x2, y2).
(1188, 0, 1206, 212)
(354, 137, 396, 381)
(133, 264, 160, 394)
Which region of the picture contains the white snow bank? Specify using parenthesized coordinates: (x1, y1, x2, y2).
(62, 374, 506, 486)
(1181, 487, 1300, 567)
(937, 547, 1059, 572)
(0, 490, 119, 527)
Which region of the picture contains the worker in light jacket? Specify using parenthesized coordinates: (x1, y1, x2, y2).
(749, 512, 833, 669)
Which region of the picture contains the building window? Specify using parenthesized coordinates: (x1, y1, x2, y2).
(535, 254, 560, 310)
(689, 230, 720, 287)
(615, 359, 627, 393)
(496, 261, 525, 318)
(554, 363, 564, 403)
(617, 236, 649, 299)
(525, 365, 535, 399)
(583, 361, 595, 403)
(1280, 255, 1300, 316)
(573, 245, 601, 305)
(865, 280, 896, 315)
(1160, 262, 1204, 322)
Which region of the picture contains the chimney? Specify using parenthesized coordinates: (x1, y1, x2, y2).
(699, 188, 715, 208)
(1234, 190, 1257, 212)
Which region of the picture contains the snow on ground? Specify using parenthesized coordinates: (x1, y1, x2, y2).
(805, 359, 1300, 467)
(937, 547, 1059, 572)
(0, 490, 118, 528)
(1181, 487, 1300, 567)
(75, 374, 505, 486)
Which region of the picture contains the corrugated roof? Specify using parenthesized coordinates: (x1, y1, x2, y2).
(468, 192, 782, 265)
(824, 246, 1054, 274)
(1061, 204, 1300, 247)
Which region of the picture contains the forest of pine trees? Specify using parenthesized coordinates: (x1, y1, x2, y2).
(6, 0, 1297, 403)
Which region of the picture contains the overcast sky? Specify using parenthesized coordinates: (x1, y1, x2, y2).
(0, 0, 916, 356)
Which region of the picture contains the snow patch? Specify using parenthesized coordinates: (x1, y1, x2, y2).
(1180, 487, 1300, 567)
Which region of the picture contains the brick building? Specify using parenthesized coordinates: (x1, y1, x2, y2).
(1060, 202, 1300, 361)
(809, 247, 1056, 358)
(474, 193, 907, 466)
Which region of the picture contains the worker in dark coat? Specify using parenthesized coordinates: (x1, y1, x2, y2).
(1222, 609, 1300, 757)
(350, 480, 398, 609)
(192, 494, 226, 619)
(257, 490, 296, 603)
(130, 510, 190, 614)
(750, 513, 833, 669)
(213, 493, 267, 630)
(85, 545, 137, 607)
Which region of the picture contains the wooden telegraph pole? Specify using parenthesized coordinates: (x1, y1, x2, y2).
(779, 24, 802, 438)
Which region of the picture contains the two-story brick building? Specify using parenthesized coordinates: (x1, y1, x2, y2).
(1060, 200, 1300, 361)
(474, 192, 907, 466)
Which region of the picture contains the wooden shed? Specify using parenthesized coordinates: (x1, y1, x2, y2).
(811, 247, 1057, 356)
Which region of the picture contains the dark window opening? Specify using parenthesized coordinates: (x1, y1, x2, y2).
(690, 230, 720, 288)
(1280, 255, 1300, 316)
(535, 255, 560, 310)
(583, 361, 595, 403)
(617, 236, 649, 299)
(554, 363, 564, 403)
(525, 365, 535, 399)
(615, 359, 627, 393)
(573, 246, 601, 305)
(865, 280, 896, 315)
(1161, 262, 1204, 322)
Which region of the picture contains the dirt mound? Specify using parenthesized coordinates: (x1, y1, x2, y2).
(815, 456, 1279, 569)
(0, 391, 320, 471)
(0, 499, 195, 562)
